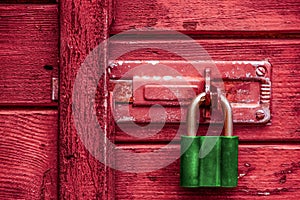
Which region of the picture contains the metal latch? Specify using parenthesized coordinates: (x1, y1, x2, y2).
(109, 60, 271, 124)
(133, 76, 204, 106)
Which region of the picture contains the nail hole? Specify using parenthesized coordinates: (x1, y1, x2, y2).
(44, 65, 53, 70)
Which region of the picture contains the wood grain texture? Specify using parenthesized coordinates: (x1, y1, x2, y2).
(59, 0, 113, 199)
(0, 110, 58, 200)
(0, 5, 58, 105)
(112, 0, 300, 33)
(115, 144, 300, 199)
(1, 0, 56, 3)
(108, 39, 300, 142)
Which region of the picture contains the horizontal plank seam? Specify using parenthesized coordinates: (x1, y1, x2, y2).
(0, 104, 58, 108)
(0, 3, 58, 5)
(115, 140, 300, 145)
(110, 32, 300, 39)
(0, 107, 58, 112)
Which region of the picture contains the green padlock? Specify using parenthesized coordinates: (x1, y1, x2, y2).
(180, 92, 238, 188)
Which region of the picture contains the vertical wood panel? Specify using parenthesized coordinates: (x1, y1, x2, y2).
(59, 0, 113, 199)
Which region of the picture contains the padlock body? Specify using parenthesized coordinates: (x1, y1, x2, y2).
(180, 136, 200, 187)
(221, 136, 239, 187)
(180, 136, 238, 188)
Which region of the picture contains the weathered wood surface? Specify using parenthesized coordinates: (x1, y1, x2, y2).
(1, 0, 56, 3)
(0, 5, 58, 105)
(59, 0, 113, 199)
(0, 110, 58, 200)
(109, 39, 300, 142)
(112, 0, 300, 33)
(59, 1, 300, 200)
(115, 144, 300, 199)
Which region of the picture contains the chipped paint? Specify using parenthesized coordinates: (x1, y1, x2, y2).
(145, 60, 160, 65)
(257, 191, 270, 196)
(108, 62, 118, 68)
(153, 76, 161, 80)
(162, 76, 173, 81)
(117, 60, 124, 66)
(124, 60, 142, 64)
(116, 116, 135, 122)
(142, 76, 150, 80)
(246, 72, 251, 78)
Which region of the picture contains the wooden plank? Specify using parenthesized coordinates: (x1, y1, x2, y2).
(59, 0, 113, 199)
(0, 5, 58, 105)
(115, 144, 300, 199)
(1, 0, 56, 3)
(0, 110, 58, 200)
(112, 0, 300, 33)
(109, 39, 300, 141)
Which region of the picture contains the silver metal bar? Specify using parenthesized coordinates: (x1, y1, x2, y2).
(186, 92, 206, 136)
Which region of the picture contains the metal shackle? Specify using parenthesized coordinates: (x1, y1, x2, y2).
(186, 92, 233, 136)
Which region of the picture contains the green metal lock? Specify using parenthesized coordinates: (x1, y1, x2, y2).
(180, 92, 238, 188)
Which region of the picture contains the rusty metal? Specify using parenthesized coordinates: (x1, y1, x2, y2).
(256, 65, 267, 77)
(203, 68, 212, 120)
(255, 110, 266, 121)
(110, 80, 133, 103)
(204, 68, 211, 106)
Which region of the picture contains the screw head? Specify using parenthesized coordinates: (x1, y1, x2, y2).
(256, 66, 267, 76)
(255, 110, 266, 120)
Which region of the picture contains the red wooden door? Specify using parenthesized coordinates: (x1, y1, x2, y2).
(59, 0, 300, 199)
(0, 0, 300, 199)
(108, 1, 300, 199)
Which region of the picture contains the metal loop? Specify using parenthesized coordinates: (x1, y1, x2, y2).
(186, 92, 233, 136)
(220, 93, 233, 136)
(187, 92, 206, 136)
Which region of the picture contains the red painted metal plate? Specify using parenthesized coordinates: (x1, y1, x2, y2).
(110, 60, 271, 124)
